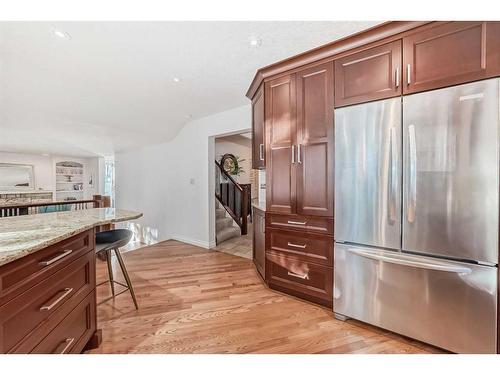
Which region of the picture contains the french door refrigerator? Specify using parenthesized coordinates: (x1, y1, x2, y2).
(333, 78, 499, 353)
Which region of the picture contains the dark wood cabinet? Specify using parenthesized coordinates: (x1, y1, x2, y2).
(403, 21, 500, 94)
(30, 291, 96, 354)
(265, 63, 334, 218)
(263, 66, 334, 307)
(252, 206, 266, 280)
(265, 74, 296, 214)
(296, 62, 334, 217)
(266, 251, 333, 308)
(266, 213, 333, 236)
(334, 40, 402, 107)
(267, 228, 333, 266)
(251, 84, 265, 169)
(0, 229, 97, 354)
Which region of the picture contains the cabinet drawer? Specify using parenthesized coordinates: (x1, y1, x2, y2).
(267, 228, 333, 266)
(1, 251, 95, 353)
(266, 251, 332, 307)
(266, 213, 333, 235)
(0, 228, 94, 306)
(31, 291, 96, 354)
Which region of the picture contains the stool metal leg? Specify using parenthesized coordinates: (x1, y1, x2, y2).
(113, 247, 139, 310)
(105, 249, 115, 296)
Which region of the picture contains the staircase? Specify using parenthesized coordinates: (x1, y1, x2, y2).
(215, 159, 250, 245)
(215, 201, 241, 244)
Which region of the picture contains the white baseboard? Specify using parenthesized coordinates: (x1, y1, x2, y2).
(170, 235, 215, 249)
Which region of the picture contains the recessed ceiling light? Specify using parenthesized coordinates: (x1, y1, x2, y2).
(52, 28, 71, 40)
(172, 77, 181, 83)
(184, 114, 193, 120)
(249, 37, 262, 47)
(41, 153, 50, 157)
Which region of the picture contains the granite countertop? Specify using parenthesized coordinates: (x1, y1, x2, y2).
(252, 201, 266, 212)
(0, 208, 143, 267)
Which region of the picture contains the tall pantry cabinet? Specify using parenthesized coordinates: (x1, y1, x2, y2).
(260, 62, 335, 307)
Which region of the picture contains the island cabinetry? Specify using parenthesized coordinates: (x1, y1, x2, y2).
(0, 229, 93, 306)
(0, 228, 97, 354)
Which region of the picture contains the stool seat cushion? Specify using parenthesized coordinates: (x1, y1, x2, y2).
(95, 229, 133, 253)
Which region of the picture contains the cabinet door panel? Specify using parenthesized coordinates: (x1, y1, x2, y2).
(252, 207, 265, 279)
(265, 75, 296, 214)
(296, 62, 334, 217)
(403, 22, 500, 94)
(251, 85, 265, 169)
(335, 40, 401, 107)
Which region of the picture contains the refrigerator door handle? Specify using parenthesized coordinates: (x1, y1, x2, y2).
(388, 127, 397, 224)
(407, 124, 417, 223)
(346, 247, 472, 274)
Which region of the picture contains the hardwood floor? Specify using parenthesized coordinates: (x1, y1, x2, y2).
(86, 240, 443, 354)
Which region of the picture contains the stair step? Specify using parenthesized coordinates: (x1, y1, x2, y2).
(216, 226, 241, 244)
(215, 208, 226, 219)
(216, 217, 233, 232)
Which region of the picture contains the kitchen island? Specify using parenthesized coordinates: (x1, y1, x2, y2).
(0, 208, 143, 354)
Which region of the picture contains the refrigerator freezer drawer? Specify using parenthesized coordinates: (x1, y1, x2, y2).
(334, 243, 498, 353)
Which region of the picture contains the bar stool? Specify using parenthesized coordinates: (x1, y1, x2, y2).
(95, 229, 139, 309)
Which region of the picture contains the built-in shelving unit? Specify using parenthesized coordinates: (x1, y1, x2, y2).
(55, 161, 84, 201)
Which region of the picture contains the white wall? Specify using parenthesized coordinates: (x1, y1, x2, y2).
(115, 104, 251, 248)
(0, 151, 103, 199)
(114, 143, 173, 244)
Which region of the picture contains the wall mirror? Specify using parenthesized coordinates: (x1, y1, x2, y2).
(0, 163, 35, 190)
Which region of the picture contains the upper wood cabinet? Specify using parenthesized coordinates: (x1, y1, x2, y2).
(334, 40, 402, 107)
(265, 74, 296, 214)
(251, 85, 265, 169)
(403, 21, 500, 94)
(296, 62, 334, 217)
(265, 63, 334, 217)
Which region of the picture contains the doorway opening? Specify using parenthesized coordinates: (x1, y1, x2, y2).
(212, 131, 256, 259)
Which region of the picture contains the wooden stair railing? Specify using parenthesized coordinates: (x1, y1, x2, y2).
(215, 160, 249, 235)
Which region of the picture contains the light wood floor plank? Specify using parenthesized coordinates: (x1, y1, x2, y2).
(86, 240, 443, 354)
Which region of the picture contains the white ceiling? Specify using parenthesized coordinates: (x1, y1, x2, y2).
(0, 21, 379, 157)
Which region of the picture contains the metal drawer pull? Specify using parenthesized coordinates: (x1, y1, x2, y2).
(55, 338, 75, 354)
(297, 144, 302, 164)
(39, 250, 73, 266)
(395, 67, 400, 88)
(407, 64, 411, 85)
(40, 288, 74, 311)
(287, 271, 309, 280)
(287, 242, 306, 249)
(259, 144, 264, 161)
(287, 220, 306, 225)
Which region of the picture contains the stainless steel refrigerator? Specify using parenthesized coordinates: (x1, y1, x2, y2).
(333, 78, 499, 353)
